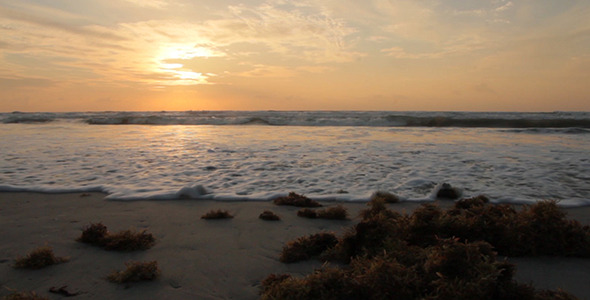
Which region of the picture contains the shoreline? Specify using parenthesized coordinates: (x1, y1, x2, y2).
(1, 192, 590, 299)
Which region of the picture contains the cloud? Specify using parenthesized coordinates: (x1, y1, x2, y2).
(0, 76, 55, 88)
(1, 1, 364, 89)
(202, 2, 362, 63)
(123, 0, 170, 9)
(367, 0, 516, 59)
(381, 47, 428, 59)
(116, 1, 362, 64)
(2, 0, 588, 112)
(495, 1, 513, 12)
(0, 6, 126, 41)
(380, 34, 487, 59)
(232, 64, 298, 78)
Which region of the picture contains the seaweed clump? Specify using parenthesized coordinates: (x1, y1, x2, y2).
(262, 197, 588, 299)
(297, 205, 348, 220)
(13, 246, 69, 269)
(273, 192, 322, 207)
(107, 260, 160, 283)
(297, 208, 318, 218)
(77, 222, 155, 251)
(516, 200, 590, 256)
(3, 291, 49, 300)
(443, 197, 590, 256)
(259, 210, 280, 221)
(436, 183, 461, 199)
(370, 190, 400, 203)
(264, 238, 555, 300)
(280, 233, 338, 263)
(103, 229, 157, 251)
(201, 209, 234, 220)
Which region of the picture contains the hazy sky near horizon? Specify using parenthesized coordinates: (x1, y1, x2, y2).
(0, 0, 589, 112)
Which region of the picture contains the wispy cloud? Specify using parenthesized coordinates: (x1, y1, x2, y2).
(123, 0, 170, 9)
(1, 1, 361, 87)
(204, 2, 362, 63)
(495, 1, 513, 12)
(0, 6, 126, 41)
(374, 1, 514, 58)
(0, 76, 55, 88)
(1, 0, 589, 111)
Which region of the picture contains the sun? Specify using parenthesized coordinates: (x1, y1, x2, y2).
(153, 44, 224, 86)
(160, 45, 221, 60)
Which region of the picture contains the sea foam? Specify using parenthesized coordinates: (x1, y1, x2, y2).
(1, 111, 589, 206)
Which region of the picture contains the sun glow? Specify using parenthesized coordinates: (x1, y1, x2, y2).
(154, 44, 224, 86)
(160, 45, 222, 60)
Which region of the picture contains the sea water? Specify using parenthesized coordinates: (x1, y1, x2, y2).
(0, 111, 589, 206)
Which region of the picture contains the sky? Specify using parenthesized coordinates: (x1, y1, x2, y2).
(0, 0, 589, 112)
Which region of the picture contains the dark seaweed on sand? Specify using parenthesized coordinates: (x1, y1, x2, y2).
(107, 260, 160, 283)
(13, 246, 69, 269)
(77, 222, 155, 251)
(273, 192, 322, 207)
(261, 197, 588, 299)
(3, 291, 50, 300)
(297, 205, 348, 220)
(201, 209, 234, 219)
(370, 190, 400, 203)
(280, 233, 338, 263)
(259, 210, 281, 221)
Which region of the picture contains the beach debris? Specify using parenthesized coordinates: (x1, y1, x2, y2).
(297, 208, 318, 218)
(273, 192, 322, 207)
(259, 210, 281, 221)
(263, 237, 553, 300)
(517, 200, 590, 256)
(77, 222, 108, 246)
(261, 274, 292, 290)
(359, 197, 401, 220)
(77, 223, 155, 251)
(201, 209, 234, 219)
(13, 246, 69, 269)
(297, 205, 348, 220)
(280, 232, 338, 263)
(3, 290, 49, 300)
(49, 286, 81, 297)
(103, 229, 156, 251)
(262, 198, 587, 299)
(370, 190, 400, 203)
(453, 194, 489, 209)
(318, 206, 348, 220)
(168, 278, 182, 289)
(107, 261, 160, 283)
(435, 183, 461, 199)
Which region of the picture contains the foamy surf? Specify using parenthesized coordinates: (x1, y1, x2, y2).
(1, 111, 589, 206)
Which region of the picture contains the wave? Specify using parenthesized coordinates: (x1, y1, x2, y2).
(0, 183, 362, 202)
(500, 128, 590, 134)
(389, 116, 590, 128)
(3, 183, 587, 207)
(2, 111, 590, 129)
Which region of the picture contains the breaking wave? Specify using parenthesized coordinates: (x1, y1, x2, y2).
(1, 111, 589, 129)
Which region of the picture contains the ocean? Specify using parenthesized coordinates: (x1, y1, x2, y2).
(1, 111, 589, 206)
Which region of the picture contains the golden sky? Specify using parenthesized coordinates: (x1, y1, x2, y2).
(0, 0, 589, 112)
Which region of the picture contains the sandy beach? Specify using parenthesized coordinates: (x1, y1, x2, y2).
(1, 192, 590, 299)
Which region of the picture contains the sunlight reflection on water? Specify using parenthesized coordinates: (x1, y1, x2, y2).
(0, 122, 589, 206)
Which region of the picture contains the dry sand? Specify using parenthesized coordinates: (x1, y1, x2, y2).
(1, 192, 589, 299)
